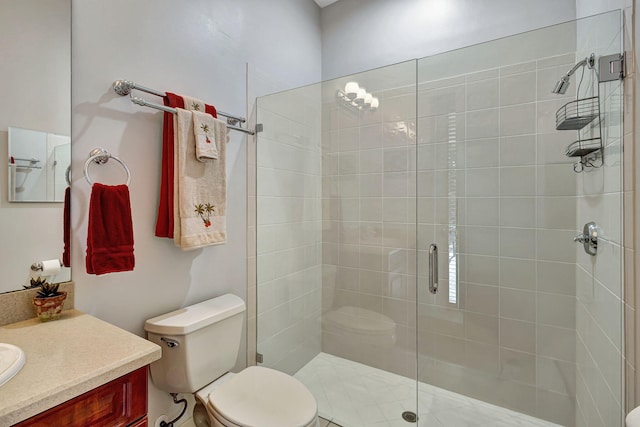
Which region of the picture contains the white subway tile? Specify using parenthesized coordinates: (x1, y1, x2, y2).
(537, 229, 576, 263)
(359, 124, 383, 149)
(501, 288, 536, 322)
(466, 197, 499, 226)
(501, 61, 536, 76)
(383, 147, 410, 172)
(500, 135, 536, 167)
(537, 196, 577, 230)
(538, 324, 575, 362)
(465, 226, 499, 256)
(465, 254, 499, 286)
(536, 132, 575, 165)
(501, 166, 536, 196)
(500, 198, 536, 228)
(500, 72, 536, 106)
(500, 348, 536, 385)
(537, 164, 577, 196)
(537, 293, 576, 328)
(418, 85, 465, 117)
(500, 318, 536, 353)
(501, 103, 536, 136)
(467, 168, 499, 196)
(466, 108, 499, 139)
(500, 228, 536, 259)
(499, 258, 536, 291)
(466, 138, 499, 168)
(383, 171, 410, 197)
(383, 93, 416, 123)
(466, 79, 499, 111)
(464, 312, 499, 344)
(464, 283, 499, 316)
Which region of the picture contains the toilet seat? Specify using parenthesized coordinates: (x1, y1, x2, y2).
(205, 366, 318, 427)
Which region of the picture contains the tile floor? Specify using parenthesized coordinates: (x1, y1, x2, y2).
(319, 417, 342, 427)
(296, 353, 563, 427)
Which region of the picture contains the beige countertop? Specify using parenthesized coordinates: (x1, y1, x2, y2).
(0, 309, 161, 425)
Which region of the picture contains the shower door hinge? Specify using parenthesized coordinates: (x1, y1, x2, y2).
(256, 352, 264, 364)
(599, 53, 625, 82)
(255, 123, 264, 133)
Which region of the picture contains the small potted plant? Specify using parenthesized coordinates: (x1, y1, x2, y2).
(32, 281, 67, 322)
(24, 276, 48, 290)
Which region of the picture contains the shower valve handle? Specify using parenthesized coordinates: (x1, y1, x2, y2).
(574, 222, 598, 256)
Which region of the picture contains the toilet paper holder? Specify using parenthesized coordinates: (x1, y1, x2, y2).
(31, 259, 62, 272)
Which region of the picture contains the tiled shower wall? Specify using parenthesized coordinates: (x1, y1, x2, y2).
(254, 85, 323, 375)
(319, 62, 419, 379)
(574, 11, 626, 426)
(414, 53, 582, 426)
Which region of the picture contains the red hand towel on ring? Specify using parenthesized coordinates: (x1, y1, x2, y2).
(86, 183, 135, 275)
(62, 186, 71, 267)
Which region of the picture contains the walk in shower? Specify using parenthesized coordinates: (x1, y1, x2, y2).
(254, 10, 625, 426)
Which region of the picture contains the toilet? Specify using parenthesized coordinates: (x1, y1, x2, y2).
(144, 294, 319, 427)
(627, 406, 640, 427)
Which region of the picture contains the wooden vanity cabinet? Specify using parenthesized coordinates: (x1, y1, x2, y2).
(12, 366, 148, 427)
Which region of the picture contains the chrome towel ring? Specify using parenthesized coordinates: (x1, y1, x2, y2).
(84, 148, 131, 186)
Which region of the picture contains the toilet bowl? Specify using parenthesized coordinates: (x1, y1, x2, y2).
(194, 367, 318, 427)
(627, 406, 640, 427)
(144, 294, 319, 427)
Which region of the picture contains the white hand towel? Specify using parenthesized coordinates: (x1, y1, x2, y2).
(192, 110, 221, 161)
(172, 94, 210, 240)
(182, 95, 206, 114)
(173, 108, 227, 250)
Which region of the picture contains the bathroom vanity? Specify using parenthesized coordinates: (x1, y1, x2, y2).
(13, 366, 148, 427)
(0, 309, 161, 426)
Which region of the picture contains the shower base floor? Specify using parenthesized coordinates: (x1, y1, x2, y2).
(295, 352, 561, 427)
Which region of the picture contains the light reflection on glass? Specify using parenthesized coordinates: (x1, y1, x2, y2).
(447, 113, 458, 305)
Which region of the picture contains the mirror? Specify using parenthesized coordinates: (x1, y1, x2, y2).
(0, 0, 71, 292)
(8, 127, 70, 202)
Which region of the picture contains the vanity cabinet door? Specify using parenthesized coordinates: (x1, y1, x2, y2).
(13, 366, 148, 427)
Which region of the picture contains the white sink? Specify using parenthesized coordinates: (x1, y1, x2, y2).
(0, 343, 26, 387)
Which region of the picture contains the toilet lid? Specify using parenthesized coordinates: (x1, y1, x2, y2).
(207, 366, 317, 427)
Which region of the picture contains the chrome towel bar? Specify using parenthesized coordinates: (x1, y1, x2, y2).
(113, 80, 255, 135)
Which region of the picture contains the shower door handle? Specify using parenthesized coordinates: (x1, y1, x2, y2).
(429, 243, 438, 294)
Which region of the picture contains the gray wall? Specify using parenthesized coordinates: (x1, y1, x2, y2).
(320, 0, 577, 80)
(71, 0, 321, 423)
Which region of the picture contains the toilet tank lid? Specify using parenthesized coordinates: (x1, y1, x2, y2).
(144, 294, 245, 335)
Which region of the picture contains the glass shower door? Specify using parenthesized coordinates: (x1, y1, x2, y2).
(415, 11, 624, 426)
(255, 60, 420, 426)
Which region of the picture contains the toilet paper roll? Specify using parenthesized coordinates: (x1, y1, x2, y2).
(40, 259, 62, 276)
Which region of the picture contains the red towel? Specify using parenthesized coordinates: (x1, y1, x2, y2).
(154, 93, 217, 238)
(62, 186, 71, 267)
(86, 183, 135, 275)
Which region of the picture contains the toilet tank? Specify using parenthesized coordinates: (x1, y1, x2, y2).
(144, 293, 245, 393)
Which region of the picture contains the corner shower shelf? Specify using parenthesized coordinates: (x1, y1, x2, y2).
(565, 137, 602, 157)
(555, 96, 599, 130)
(555, 94, 603, 172)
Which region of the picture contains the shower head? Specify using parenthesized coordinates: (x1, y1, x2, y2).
(551, 53, 595, 95)
(552, 75, 571, 94)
